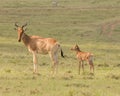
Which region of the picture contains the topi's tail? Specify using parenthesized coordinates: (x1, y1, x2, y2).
(57, 43, 64, 58)
(61, 49, 64, 58)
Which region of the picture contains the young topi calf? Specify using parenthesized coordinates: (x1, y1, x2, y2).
(71, 44, 94, 74)
(15, 23, 64, 75)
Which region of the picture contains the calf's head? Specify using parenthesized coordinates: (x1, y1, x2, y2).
(71, 44, 80, 51)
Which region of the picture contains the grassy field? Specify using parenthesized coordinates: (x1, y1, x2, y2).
(0, 0, 120, 96)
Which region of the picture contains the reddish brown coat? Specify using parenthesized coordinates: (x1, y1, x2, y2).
(71, 44, 94, 74)
(15, 23, 64, 75)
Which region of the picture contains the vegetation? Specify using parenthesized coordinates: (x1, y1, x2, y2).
(0, 0, 120, 96)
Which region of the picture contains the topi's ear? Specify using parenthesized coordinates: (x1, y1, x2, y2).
(14, 28, 17, 30)
(22, 23, 27, 28)
(24, 28, 27, 32)
(15, 23, 19, 27)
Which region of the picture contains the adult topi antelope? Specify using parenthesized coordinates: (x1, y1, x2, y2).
(15, 23, 64, 75)
(71, 44, 94, 74)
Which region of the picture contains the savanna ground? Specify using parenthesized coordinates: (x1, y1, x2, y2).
(0, 0, 120, 96)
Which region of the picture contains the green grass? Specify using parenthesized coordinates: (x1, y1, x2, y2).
(0, 0, 120, 96)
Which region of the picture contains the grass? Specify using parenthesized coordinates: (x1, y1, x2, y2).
(0, 0, 120, 96)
